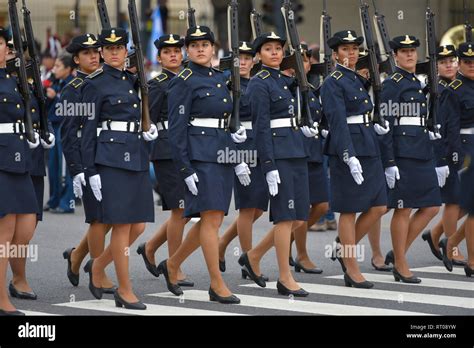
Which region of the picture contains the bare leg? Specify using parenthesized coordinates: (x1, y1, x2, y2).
(391, 208, 412, 277)
(276, 221, 301, 290)
(247, 226, 275, 276)
(145, 219, 168, 266)
(465, 217, 474, 269)
(167, 209, 190, 280)
(367, 219, 384, 267)
(85, 223, 114, 288)
(218, 218, 238, 262)
(339, 213, 365, 282)
(0, 215, 17, 311)
(405, 207, 440, 251)
(447, 220, 467, 260)
(70, 233, 89, 274)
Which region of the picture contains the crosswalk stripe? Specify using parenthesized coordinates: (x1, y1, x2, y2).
(54, 299, 244, 316)
(22, 310, 58, 316)
(326, 273, 473, 291)
(240, 282, 473, 309)
(411, 266, 466, 276)
(149, 290, 433, 316)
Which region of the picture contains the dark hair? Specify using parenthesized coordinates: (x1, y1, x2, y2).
(57, 53, 74, 69)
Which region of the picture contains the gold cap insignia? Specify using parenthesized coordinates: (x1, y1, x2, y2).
(239, 41, 252, 51)
(83, 34, 97, 46)
(343, 31, 356, 42)
(464, 47, 474, 57)
(267, 32, 281, 39)
(105, 30, 122, 43)
(164, 34, 179, 44)
(400, 35, 415, 45)
(439, 46, 453, 56)
(191, 26, 207, 37)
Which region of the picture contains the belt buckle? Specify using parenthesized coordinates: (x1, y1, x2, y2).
(106, 119, 112, 130)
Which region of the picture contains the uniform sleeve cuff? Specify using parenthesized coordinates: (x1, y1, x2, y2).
(261, 160, 277, 175)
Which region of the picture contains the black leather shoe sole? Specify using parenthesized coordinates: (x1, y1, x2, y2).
(63, 247, 80, 287)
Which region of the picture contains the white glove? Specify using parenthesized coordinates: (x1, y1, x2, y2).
(89, 174, 102, 202)
(301, 122, 319, 138)
(435, 165, 450, 188)
(40, 133, 55, 149)
(27, 132, 40, 149)
(231, 126, 247, 144)
(384, 166, 400, 189)
(73, 173, 86, 198)
(142, 124, 158, 142)
(346, 156, 364, 185)
(266, 170, 281, 197)
(235, 162, 251, 186)
(429, 124, 442, 140)
(374, 120, 390, 135)
(184, 173, 199, 196)
(321, 129, 329, 139)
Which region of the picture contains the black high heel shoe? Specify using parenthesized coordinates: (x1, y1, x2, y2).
(219, 259, 226, 273)
(177, 279, 195, 287)
(237, 253, 266, 288)
(294, 260, 323, 274)
(62, 247, 79, 286)
(102, 286, 118, 294)
(343, 273, 374, 289)
(241, 268, 269, 282)
(276, 280, 309, 297)
(136, 242, 160, 277)
(464, 264, 473, 277)
(158, 260, 183, 296)
(8, 282, 37, 300)
(330, 237, 346, 273)
(439, 238, 453, 272)
(392, 268, 421, 284)
(208, 288, 240, 304)
(83, 259, 103, 300)
(421, 230, 442, 260)
(289, 256, 296, 267)
(371, 258, 392, 272)
(384, 250, 394, 266)
(0, 309, 25, 316)
(113, 290, 147, 310)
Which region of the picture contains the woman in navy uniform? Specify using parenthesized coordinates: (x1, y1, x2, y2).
(238, 32, 317, 297)
(218, 41, 270, 278)
(438, 42, 474, 273)
(423, 45, 467, 264)
(380, 35, 442, 283)
(320, 30, 388, 288)
(80, 28, 156, 310)
(160, 26, 249, 304)
(136, 34, 195, 287)
(0, 27, 41, 315)
(60, 34, 116, 292)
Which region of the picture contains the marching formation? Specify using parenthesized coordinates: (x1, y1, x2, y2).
(0, 0, 473, 315)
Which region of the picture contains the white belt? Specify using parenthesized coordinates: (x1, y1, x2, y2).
(77, 128, 102, 138)
(241, 121, 252, 130)
(190, 118, 227, 129)
(395, 117, 426, 127)
(101, 121, 140, 132)
(0, 122, 24, 134)
(157, 121, 169, 131)
(270, 118, 297, 129)
(460, 127, 474, 135)
(347, 114, 370, 124)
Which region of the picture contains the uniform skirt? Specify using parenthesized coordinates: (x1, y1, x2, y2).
(234, 162, 269, 211)
(96, 165, 154, 224)
(329, 156, 387, 213)
(153, 160, 185, 211)
(0, 171, 38, 219)
(31, 175, 44, 221)
(308, 161, 329, 205)
(269, 158, 310, 224)
(82, 181, 103, 224)
(460, 159, 474, 216)
(441, 163, 461, 205)
(184, 161, 234, 218)
(388, 158, 441, 209)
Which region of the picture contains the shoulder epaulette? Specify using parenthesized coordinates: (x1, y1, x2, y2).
(256, 70, 270, 80)
(155, 73, 168, 83)
(439, 80, 448, 87)
(449, 79, 462, 90)
(86, 69, 103, 79)
(69, 77, 84, 89)
(308, 82, 316, 90)
(391, 73, 404, 83)
(178, 68, 192, 81)
(330, 70, 343, 80)
(212, 66, 223, 73)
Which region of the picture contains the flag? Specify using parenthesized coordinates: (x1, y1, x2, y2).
(148, 6, 163, 65)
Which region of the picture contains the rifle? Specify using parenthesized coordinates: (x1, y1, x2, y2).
(250, 0, 263, 39)
(227, 0, 241, 133)
(8, 0, 35, 143)
(359, 0, 385, 126)
(187, 0, 196, 29)
(281, 0, 312, 128)
(22, 0, 50, 143)
(465, 0, 473, 42)
(425, 1, 440, 135)
(372, 0, 395, 75)
(96, 0, 112, 29)
(128, 0, 151, 132)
